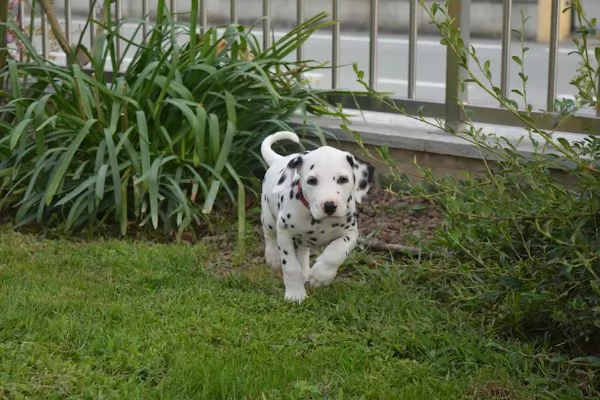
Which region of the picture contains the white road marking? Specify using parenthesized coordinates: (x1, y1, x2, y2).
(303, 32, 503, 50)
(378, 78, 445, 88)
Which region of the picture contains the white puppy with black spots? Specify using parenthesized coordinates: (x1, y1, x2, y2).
(260, 131, 375, 302)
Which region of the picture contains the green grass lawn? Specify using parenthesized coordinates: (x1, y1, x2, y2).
(0, 229, 585, 399)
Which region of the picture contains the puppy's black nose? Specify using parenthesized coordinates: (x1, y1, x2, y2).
(323, 201, 337, 216)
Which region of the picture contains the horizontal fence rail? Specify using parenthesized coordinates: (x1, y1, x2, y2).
(5, 0, 600, 134)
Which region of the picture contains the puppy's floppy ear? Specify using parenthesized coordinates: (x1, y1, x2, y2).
(288, 156, 303, 169)
(346, 154, 355, 168)
(272, 156, 303, 193)
(352, 157, 376, 204)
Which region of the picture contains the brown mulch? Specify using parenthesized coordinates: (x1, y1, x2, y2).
(357, 187, 441, 250)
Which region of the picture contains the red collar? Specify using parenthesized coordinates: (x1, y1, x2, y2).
(296, 181, 310, 209)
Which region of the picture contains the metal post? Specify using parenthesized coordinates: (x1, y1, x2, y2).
(546, 0, 559, 112)
(332, 0, 340, 89)
(500, 0, 512, 101)
(65, 0, 72, 46)
(41, 8, 48, 59)
(115, 0, 122, 65)
(296, 0, 303, 61)
(142, 0, 149, 39)
(89, 0, 96, 46)
(170, 0, 177, 21)
(200, 0, 207, 34)
(231, 0, 238, 23)
(445, 0, 470, 131)
(263, 0, 271, 50)
(369, 0, 379, 89)
(407, 0, 418, 99)
(18, 0, 25, 61)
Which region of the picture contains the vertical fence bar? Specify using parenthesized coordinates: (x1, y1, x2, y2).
(41, 6, 48, 59)
(296, 0, 303, 61)
(407, 0, 418, 99)
(142, 0, 149, 39)
(199, 0, 207, 34)
(115, 0, 122, 65)
(500, 0, 512, 101)
(332, 0, 340, 88)
(546, 0, 560, 112)
(65, 0, 72, 46)
(231, 0, 238, 23)
(170, 0, 177, 21)
(89, 0, 96, 46)
(18, 0, 25, 61)
(445, 0, 470, 131)
(369, 0, 379, 89)
(263, 0, 271, 50)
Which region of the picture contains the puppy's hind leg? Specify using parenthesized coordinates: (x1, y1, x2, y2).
(261, 205, 280, 269)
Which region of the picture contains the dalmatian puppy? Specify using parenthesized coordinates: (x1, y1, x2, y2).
(260, 131, 375, 302)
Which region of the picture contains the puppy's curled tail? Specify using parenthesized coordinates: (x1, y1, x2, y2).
(260, 131, 300, 166)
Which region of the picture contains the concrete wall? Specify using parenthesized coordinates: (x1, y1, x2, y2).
(57, 0, 541, 39)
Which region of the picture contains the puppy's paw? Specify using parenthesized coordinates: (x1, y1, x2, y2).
(284, 288, 307, 303)
(309, 262, 337, 287)
(264, 246, 280, 269)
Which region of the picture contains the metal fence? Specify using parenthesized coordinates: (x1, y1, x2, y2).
(15, 0, 600, 133)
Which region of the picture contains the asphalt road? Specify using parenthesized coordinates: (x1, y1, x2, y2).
(43, 20, 584, 111)
(297, 31, 582, 110)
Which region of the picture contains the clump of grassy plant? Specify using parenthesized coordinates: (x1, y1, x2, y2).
(0, 0, 344, 242)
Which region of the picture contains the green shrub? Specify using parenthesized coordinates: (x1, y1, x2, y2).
(0, 0, 342, 241)
(344, 0, 600, 389)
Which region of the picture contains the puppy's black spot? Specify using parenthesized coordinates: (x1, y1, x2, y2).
(287, 156, 303, 169)
(289, 190, 294, 199)
(310, 164, 315, 170)
(359, 179, 368, 190)
(287, 213, 291, 219)
(283, 250, 288, 255)
(295, 193, 300, 200)
(320, 230, 325, 234)
(307, 230, 314, 234)
(277, 174, 286, 185)
(268, 224, 273, 229)
(282, 259, 287, 265)
(290, 224, 295, 229)
(362, 170, 369, 178)
(332, 223, 339, 227)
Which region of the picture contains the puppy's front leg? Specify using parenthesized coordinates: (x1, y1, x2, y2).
(309, 230, 358, 287)
(277, 232, 307, 302)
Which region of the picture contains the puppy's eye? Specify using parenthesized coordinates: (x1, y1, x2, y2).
(306, 177, 318, 186)
(337, 176, 349, 184)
